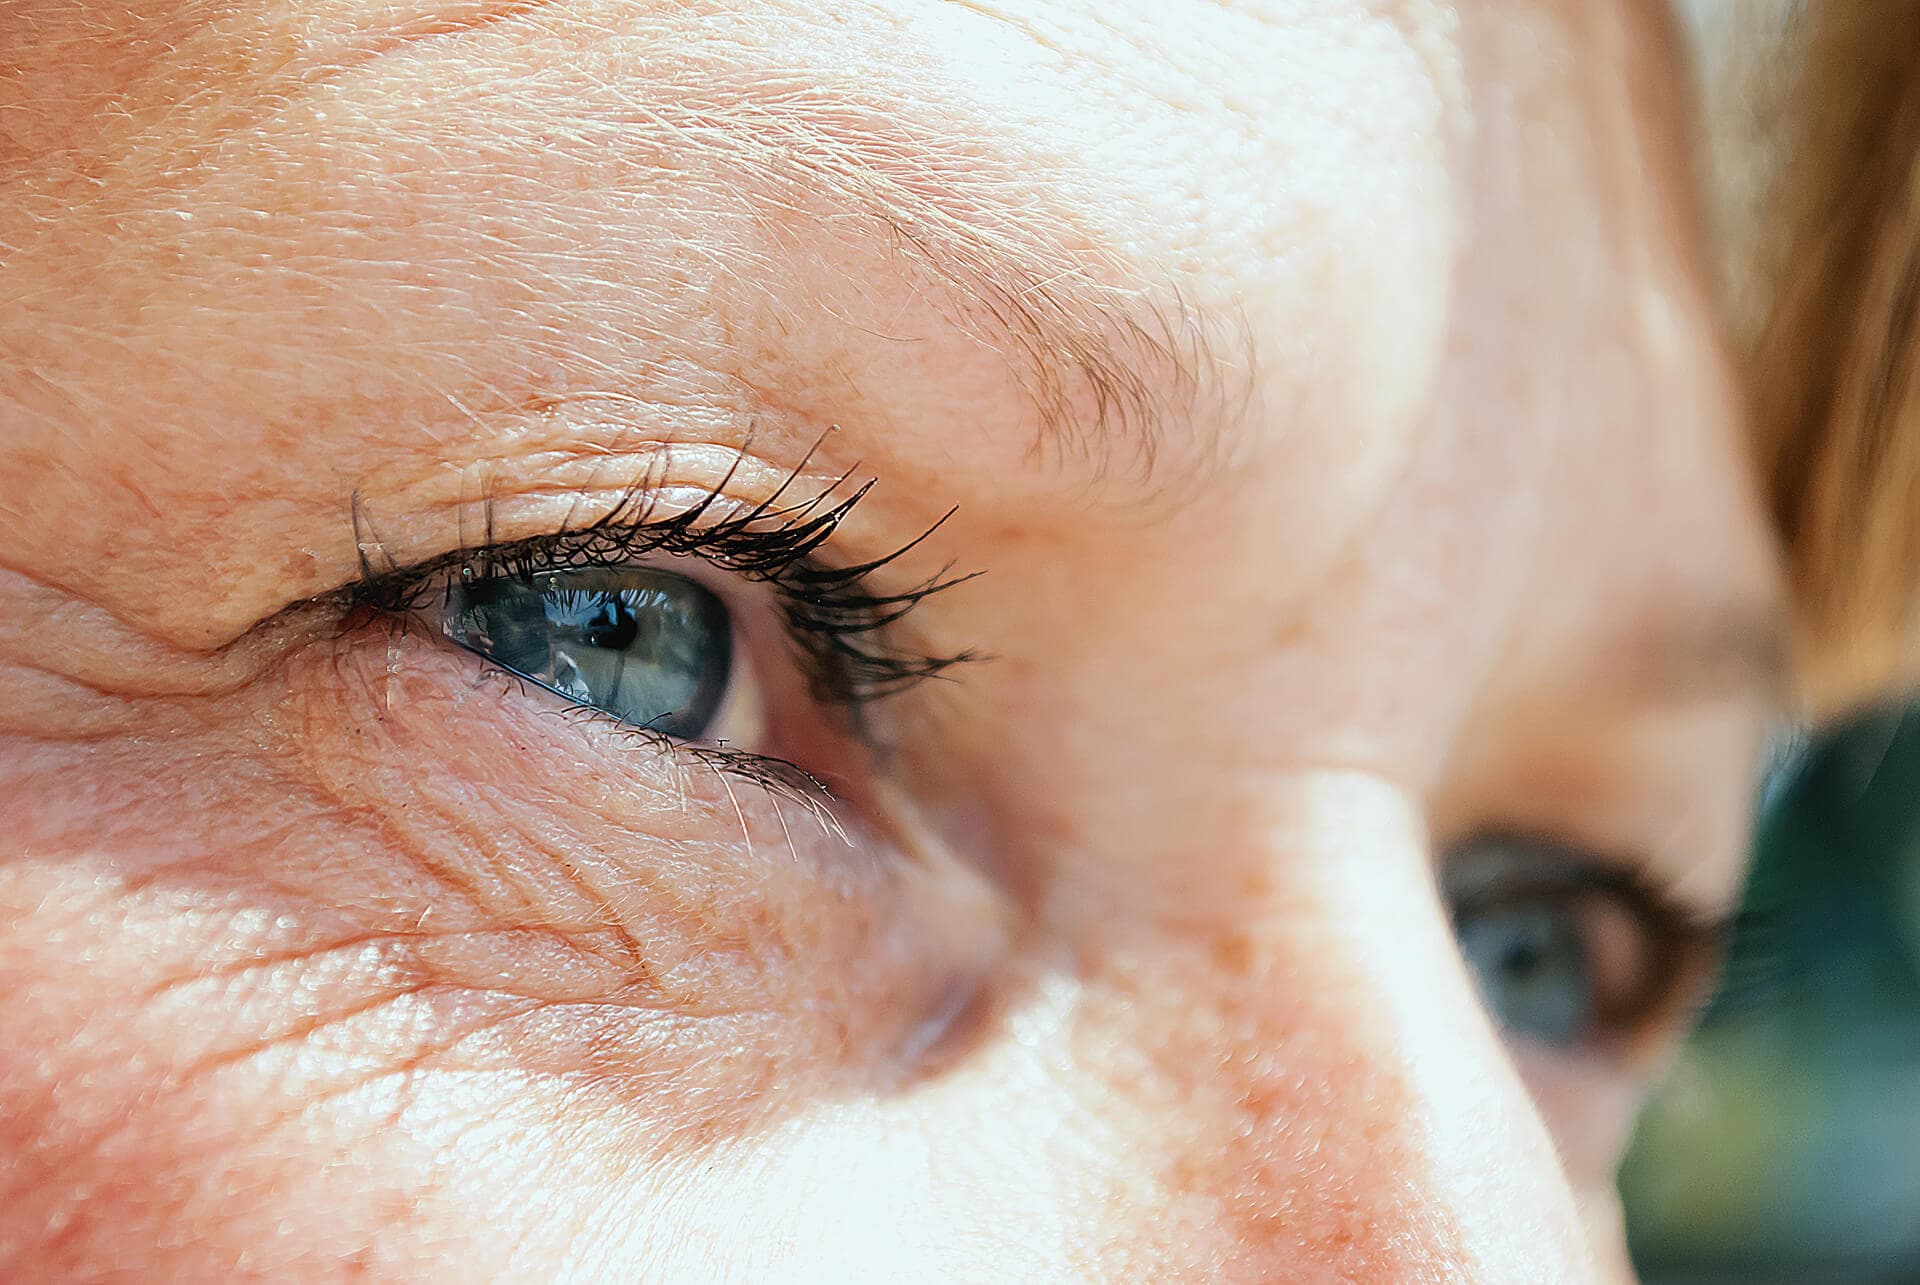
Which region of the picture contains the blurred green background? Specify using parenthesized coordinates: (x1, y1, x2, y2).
(1622, 706, 1920, 1283)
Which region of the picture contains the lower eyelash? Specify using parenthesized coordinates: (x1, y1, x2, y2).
(470, 657, 849, 823)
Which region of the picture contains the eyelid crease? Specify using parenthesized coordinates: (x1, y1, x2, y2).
(347, 431, 860, 588)
(0, 565, 293, 698)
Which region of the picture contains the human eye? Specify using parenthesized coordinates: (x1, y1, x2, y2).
(1442, 834, 1724, 1055)
(344, 462, 974, 787)
(441, 566, 735, 741)
(147, 454, 1019, 1119)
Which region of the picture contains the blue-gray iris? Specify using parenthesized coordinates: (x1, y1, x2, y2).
(446, 567, 732, 740)
(1455, 897, 1592, 1048)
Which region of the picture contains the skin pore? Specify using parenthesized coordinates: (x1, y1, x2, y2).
(1, 0, 1785, 1280)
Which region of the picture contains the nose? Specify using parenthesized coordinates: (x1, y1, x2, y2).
(1059, 771, 1604, 1282)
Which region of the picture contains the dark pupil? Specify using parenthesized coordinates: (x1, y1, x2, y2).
(579, 596, 638, 651)
(1456, 901, 1594, 1048)
(449, 567, 732, 740)
(1500, 935, 1546, 982)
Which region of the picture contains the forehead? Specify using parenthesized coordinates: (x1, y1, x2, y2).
(0, 0, 1773, 668)
(2, 0, 1458, 452)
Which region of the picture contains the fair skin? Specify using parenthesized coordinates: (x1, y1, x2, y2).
(0, 0, 1784, 1280)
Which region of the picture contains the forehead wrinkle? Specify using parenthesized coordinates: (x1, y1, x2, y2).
(2, 0, 1260, 652)
(10, 0, 1239, 485)
(0, 1, 565, 183)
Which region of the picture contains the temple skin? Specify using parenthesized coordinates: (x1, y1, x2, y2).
(0, 0, 1780, 1280)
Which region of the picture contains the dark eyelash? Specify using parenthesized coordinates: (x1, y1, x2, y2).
(342, 450, 977, 764)
(1570, 863, 1731, 1037)
(449, 659, 855, 822)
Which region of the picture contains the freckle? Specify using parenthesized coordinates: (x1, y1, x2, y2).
(1209, 932, 1254, 977)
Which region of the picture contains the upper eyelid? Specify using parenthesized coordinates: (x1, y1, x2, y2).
(1434, 754, 1761, 931)
(1443, 829, 1732, 941)
(343, 470, 980, 707)
(344, 447, 863, 603)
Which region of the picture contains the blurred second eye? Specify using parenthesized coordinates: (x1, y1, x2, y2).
(1455, 899, 1593, 1047)
(443, 567, 736, 740)
(1442, 835, 1716, 1054)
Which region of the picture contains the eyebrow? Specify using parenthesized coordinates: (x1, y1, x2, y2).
(646, 83, 1232, 476)
(1628, 597, 1796, 711)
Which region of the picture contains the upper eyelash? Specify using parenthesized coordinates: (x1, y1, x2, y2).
(345, 450, 980, 710)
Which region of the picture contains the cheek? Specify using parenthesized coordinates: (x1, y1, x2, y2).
(286, 637, 1003, 1104)
(0, 626, 1008, 1267)
(1508, 1044, 1648, 1184)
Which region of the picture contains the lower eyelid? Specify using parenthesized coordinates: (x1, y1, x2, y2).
(309, 600, 921, 888)
(411, 555, 881, 789)
(258, 622, 1010, 1093)
(345, 625, 758, 817)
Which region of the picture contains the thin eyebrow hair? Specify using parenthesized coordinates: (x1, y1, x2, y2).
(634, 77, 1239, 478)
(25, 5, 1237, 487)
(1631, 598, 1797, 710)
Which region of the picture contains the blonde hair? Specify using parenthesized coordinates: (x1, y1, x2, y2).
(1697, 0, 1920, 713)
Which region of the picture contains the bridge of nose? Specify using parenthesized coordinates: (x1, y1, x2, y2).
(1042, 771, 1601, 1282)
